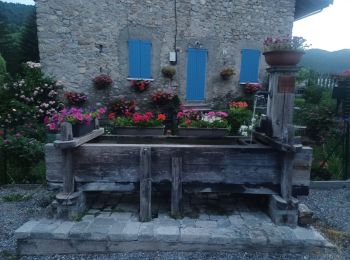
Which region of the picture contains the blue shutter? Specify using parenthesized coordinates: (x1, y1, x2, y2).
(186, 49, 197, 100)
(128, 40, 140, 78)
(240, 49, 260, 83)
(196, 49, 207, 100)
(140, 41, 152, 79)
(186, 48, 207, 101)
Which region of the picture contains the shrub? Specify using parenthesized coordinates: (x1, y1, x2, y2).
(303, 85, 322, 104)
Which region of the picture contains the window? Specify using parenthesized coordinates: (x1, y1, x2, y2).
(239, 49, 260, 83)
(128, 39, 152, 79)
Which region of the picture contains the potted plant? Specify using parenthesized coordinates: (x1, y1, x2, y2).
(109, 112, 166, 135)
(243, 83, 263, 95)
(161, 66, 176, 80)
(130, 80, 150, 92)
(227, 101, 252, 135)
(108, 97, 137, 118)
(220, 68, 235, 80)
(177, 110, 229, 137)
(64, 91, 88, 107)
(151, 89, 181, 111)
(263, 36, 310, 66)
(92, 74, 113, 89)
(47, 107, 106, 137)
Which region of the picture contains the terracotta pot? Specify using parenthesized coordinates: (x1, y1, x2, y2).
(263, 50, 304, 66)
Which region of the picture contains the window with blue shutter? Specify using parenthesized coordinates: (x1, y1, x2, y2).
(239, 49, 260, 83)
(128, 39, 152, 79)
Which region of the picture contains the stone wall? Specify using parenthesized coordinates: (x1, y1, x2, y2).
(36, 0, 295, 108)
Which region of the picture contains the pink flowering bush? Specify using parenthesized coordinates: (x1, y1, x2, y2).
(46, 107, 106, 131)
(177, 110, 228, 128)
(0, 62, 63, 129)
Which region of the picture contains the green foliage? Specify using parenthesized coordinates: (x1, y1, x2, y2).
(227, 107, 252, 134)
(111, 116, 133, 127)
(295, 89, 336, 142)
(19, 11, 39, 63)
(303, 85, 323, 104)
(0, 2, 34, 31)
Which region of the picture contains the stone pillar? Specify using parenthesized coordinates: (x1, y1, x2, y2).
(266, 66, 299, 143)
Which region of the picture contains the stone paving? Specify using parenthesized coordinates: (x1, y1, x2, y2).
(15, 193, 334, 255)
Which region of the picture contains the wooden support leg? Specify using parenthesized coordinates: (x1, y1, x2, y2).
(281, 152, 294, 203)
(171, 157, 182, 217)
(62, 149, 74, 194)
(140, 147, 152, 222)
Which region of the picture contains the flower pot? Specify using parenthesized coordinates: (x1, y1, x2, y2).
(72, 121, 95, 137)
(178, 127, 228, 137)
(111, 126, 164, 136)
(263, 50, 304, 66)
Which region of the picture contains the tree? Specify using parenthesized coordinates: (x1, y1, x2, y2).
(0, 12, 21, 76)
(19, 10, 39, 63)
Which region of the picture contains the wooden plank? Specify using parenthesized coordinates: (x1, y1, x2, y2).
(62, 149, 74, 193)
(46, 144, 281, 184)
(54, 128, 104, 149)
(171, 157, 182, 217)
(139, 147, 152, 222)
(253, 131, 297, 152)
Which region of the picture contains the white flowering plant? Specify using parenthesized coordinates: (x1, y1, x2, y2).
(0, 62, 64, 129)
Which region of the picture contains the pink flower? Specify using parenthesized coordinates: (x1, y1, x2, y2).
(49, 123, 56, 130)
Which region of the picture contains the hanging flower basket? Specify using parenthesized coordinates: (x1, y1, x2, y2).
(130, 80, 150, 92)
(263, 50, 304, 66)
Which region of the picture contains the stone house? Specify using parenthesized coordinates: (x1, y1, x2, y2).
(36, 0, 332, 108)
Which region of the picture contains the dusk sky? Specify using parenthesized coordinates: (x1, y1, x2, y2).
(2, 0, 349, 52)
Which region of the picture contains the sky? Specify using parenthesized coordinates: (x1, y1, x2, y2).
(293, 0, 350, 52)
(2, 0, 349, 52)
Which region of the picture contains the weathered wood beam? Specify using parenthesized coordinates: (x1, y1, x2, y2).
(139, 147, 152, 222)
(54, 128, 104, 149)
(171, 157, 182, 217)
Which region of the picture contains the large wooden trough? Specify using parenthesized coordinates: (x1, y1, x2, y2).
(46, 133, 312, 222)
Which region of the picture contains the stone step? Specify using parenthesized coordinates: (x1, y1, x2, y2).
(15, 212, 334, 256)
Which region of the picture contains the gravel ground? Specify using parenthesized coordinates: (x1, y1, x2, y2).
(0, 185, 349, 260)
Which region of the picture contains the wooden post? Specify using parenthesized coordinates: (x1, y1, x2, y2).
(171, 157, 182, 217)
(139, 147, 152, 222)
(266, 67, 299, 142)
(60, 122, 74, 194)
(62, 149, 74, 193)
